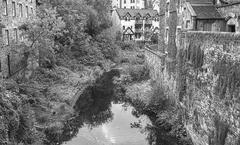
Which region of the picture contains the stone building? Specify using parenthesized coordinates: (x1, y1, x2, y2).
(161, 0, 226, 46)
(112, 0, 145, 9)
(112, 8, 159, 41)
(0, 0, 36, 77)
(181, 0, 225, 31)
(217, 1, 240, 32)
(153, 0, 240, 144)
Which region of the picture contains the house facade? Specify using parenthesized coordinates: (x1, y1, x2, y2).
(217, 1, 240, 32)
(159, 0, 238, 46)
(112, 0, 145, 9)
(0, 0, 36, 77)
(181, 0, 226, 31)
(112, 8, 160, 41)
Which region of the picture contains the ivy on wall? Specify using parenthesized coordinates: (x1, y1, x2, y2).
(182, 31, 240, 145)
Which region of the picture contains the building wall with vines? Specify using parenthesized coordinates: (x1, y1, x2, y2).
(181, 31, 240, 145)
(0, 0, 36, 77)
(146, 28, 240, 145)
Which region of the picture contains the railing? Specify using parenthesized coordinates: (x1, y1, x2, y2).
(144, 28, 152, 32)
(135, 28, 143, 33)
(145, 20, 152, 25)
(135, 20, 143, 25)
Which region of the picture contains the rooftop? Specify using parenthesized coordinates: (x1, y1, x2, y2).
(115, 8, 158, 18)
(186, 0, 213, 4)
(192, 5, 224, 19)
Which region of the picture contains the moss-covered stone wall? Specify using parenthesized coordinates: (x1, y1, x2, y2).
(182, 31, 240, 145)
(145, 30, 240, 145)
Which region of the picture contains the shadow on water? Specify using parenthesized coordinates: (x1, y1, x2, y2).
(44, 69, 121, 145)
(44, 69, 188, 145)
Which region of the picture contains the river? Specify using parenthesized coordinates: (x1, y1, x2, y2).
(45, 69, 191, 145)
(65, 103, 150, 145)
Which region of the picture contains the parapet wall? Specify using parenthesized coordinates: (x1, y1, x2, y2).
(145, 31, 240, 145)
(182, 31, 240, 145)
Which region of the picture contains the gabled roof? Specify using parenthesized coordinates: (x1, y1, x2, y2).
(116, 8, 158, 19)
(191, 5, 224, 19)
(123, 12, 131, 17)
(135, 12, 142, 17)
(144, 13, 151, 18)
(123, 27, 134, 35)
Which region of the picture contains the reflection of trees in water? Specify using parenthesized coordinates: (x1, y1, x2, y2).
(44, 70, 120, 145)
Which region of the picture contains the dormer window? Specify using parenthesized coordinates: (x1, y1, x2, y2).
(125, 17, 130, 21)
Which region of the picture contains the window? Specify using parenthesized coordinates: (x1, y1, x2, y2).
(123, 26, 125, 30)
(166, 2, 169, 13)
(177, 0, 181, 13)
(26, 6, 29, 17)
(124, 0, 126, 4)
(0, 60, 2, 72)
(5, 29, 10, 45)
(3, 0, 8, 16)
(228, 25, 236, 32)
(186, 20, 190, 29)
(19, 3, 23, 17)
(12, 1, 16, 17)
(31, 7, 33, 15)
(14, 28, 18, 42)
(165, 28, 169, 43)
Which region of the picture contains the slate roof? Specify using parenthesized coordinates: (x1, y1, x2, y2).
(186, 0, 213, 4)
(116, 8, 158, 18)
(192, 5, 224, 19)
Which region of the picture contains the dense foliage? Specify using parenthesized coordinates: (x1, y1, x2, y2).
(19, 0, 117, 71)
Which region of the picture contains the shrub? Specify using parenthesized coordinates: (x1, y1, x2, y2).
(151, 33, 158, 44)
(117, 41, 136, 51)
(128, 64, 150, 82)
(213, 115, 229, 145)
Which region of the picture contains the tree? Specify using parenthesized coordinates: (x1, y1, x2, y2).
(84, 0, 112, 36)
(19, 6, 65, 70)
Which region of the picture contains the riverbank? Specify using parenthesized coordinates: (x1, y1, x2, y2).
(113, 47, 194, 145)
(115, 79, 193, 145)
(0, 41, 144, 144)
(0, 61, 112, 144)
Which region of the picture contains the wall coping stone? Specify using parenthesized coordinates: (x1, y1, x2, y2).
(185, 31, 240, 41)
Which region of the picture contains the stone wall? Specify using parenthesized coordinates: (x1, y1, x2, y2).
(182, 31, 240, 145)
(144, 45, 179, 104)
(149, 0, 240, 144)
(145, 30, 240, 145)
(218, 3, 240, 32)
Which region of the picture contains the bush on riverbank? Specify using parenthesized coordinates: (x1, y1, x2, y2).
(118, 75, 193, 145)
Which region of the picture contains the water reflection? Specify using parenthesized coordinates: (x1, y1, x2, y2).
(66, 103, 149, 145)
(44, 70, 120, 145)
(44, 69, 182, 145)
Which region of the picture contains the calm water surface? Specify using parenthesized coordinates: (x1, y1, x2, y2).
(65, 103, 150, 145)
